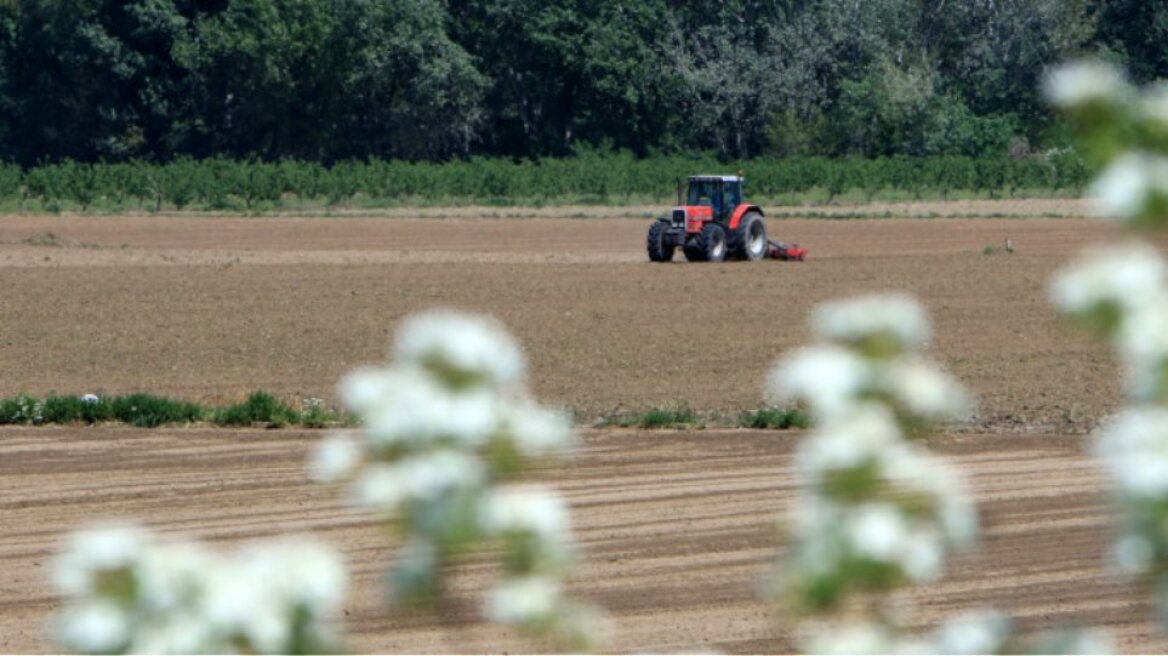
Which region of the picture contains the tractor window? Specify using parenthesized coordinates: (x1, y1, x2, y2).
(725, 182, 742, 207)
(687, 180, 717, 206)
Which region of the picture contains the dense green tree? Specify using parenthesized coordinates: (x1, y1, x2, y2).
(0, 0, 1145, 164)
(1090, 0, 1168, 83)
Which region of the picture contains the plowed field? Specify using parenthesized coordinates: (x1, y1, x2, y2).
(1, 202, 1162, 652)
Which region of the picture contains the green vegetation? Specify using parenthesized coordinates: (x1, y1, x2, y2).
(0, 154, 1090, 213)
(0, 0, 1155, 167)
(0, 392, 350, 428)
(211, 391, 298, 428)
(739, 407, 811, 430)
(596, 405, 811, 430)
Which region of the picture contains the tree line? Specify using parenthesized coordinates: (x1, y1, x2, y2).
(0, 0, 1160, 167)
(0, 153, 1089, 212)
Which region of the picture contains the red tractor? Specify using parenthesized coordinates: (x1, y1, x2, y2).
(647, 175, 799, 262)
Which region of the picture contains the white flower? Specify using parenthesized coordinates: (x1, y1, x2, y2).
(795, 404, 902, 478)
(882, 357, 970, 421)
(1088, 151, 1168, 222)
(201, 560, 291, 654)
(349, 450, 485, 514)
(501, 401, 575, 457)
(1112, 534, 1155, 576)
(484, 576, 562, 625)
(128, 618, 216, 654)
(239, 538, 347, 614)
(52, 599, 130, 653)
(846, 503, 908, 562)
(394, 309, 525, 386)
(481, 486, 572, 540)
(900, 529, 944, 582)
(355, 367, 500, 448)
(1043, 60, 1130, 109)
(308, 432, 363, 483)
(1050, 242, 1166, 315)
(135, 541, 214, 611)
(351, 463, 410, 512)
(768, 346, 871, 421)
(53, 523, 151, 596)
(1094, 407, 1168, 498)
(811, 293, 930, 354)
(933, 609, 1011, 655)
(337, 366, 395, 415)
(802, 620, 906, 655)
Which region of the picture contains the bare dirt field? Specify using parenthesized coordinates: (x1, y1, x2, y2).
(0, 427, 1160, 653)
(0, 202, 1121, 425)
(0, 200, 1161, 652)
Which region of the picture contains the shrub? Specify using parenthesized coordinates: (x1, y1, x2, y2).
(213, 391, 298, 427)
(740, 406, 810, 429)
(110, 393, 204, 428)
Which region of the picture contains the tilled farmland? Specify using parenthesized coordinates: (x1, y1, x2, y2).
(1, 202, 1159, 652)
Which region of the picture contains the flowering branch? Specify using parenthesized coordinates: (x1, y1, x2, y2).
(308, 309, 607, 652)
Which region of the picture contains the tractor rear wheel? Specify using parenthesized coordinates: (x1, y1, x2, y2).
(729, 212, 767, 261)
(684, 223, 727, 262)
(646, 221, 675, 262)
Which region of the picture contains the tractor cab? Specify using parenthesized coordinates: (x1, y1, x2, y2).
(686, 175, 743, 222)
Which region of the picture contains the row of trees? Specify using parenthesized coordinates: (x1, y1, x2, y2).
(2, 153, 1090, 211)
(0, 0, 1161, 166)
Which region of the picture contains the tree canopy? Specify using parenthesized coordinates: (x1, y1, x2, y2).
(0, 0, 1156, 165)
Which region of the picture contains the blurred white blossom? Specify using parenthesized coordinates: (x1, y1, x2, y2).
(482, 486, 572, 542)
(932, 609, 1011, 655)
(308, 432, 363, 483)
(1043, 60, 1130, 109)
(1050, 242, 1166, 317)
(484, 576, 562, 625)
(393, 309, 525, 387)
(317, 308, 605, 651)
(1089, 151, 1168, 222)
(882, 357, 970, 422)
(768, 346, 871, 421)
(50, 524, 346, 655)
(1094, 407, 1168, 500)
(811, 293, 930, 355)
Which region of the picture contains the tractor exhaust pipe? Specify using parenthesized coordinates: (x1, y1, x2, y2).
(676, 178, 683, 206)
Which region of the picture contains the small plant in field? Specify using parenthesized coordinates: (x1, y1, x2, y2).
(213, 391, 297, 427)
(631, 405, 700, 429)
(298, 398, 335, 429)
(982, 244, 995, 255)
(0, 394, 42, 424)
(739, 406, 809, 430)
(49, 523, 345, 654)
(308, 309, 608, 651)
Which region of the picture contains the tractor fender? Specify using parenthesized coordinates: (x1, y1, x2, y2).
(729, 204, 764, 230)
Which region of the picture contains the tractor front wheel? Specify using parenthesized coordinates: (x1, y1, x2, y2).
(684, 223, 727, 262)
(729, 212, 767, 261)
(646, 221, 675, 262)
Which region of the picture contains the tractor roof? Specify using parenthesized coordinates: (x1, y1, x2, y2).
(689, 175, 743, 183)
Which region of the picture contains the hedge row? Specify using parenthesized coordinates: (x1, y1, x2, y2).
(0, 152, 1090, 211)
(0, 392, 343, 428)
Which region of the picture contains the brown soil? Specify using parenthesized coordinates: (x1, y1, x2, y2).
(0, 204, 1158, 652)
(0, 426, 1159, 653)
(0, 211, 1121, 426)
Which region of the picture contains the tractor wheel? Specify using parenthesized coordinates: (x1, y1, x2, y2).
(729, 212, 767, 261)
(646, 221, 675, 262)
(685, 223, 726, 262)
